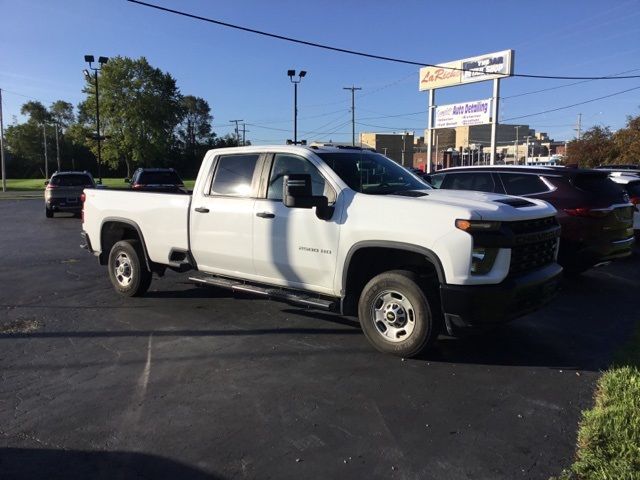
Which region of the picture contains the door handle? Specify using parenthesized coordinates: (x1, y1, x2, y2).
(256, 212, 275, 219)
(194, 207, 210, 213)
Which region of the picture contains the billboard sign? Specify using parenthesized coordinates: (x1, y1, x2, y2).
(419, 50, 514, 91)
(434, 99, 492, 128)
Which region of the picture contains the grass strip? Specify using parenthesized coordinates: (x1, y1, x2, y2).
(556, 324, 640, 479)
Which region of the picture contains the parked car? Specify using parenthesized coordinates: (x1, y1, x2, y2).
(44, 171, 95, 218)
(428, 166, 635, 274)
(126, 168, 187, 193)
(596, 167, 640, 178)
(81, 145, 562, 357)
(596, 164, 639, 171)
(610, 174, 640, 234)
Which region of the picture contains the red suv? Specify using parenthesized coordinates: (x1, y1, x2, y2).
(427, 166, 635, 274)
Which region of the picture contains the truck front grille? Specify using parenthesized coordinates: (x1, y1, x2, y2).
(507, 216, 559, 275)
(509, 238, 557, 275)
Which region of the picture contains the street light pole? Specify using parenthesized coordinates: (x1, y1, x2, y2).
(287, 70, 306, 144)
(84, 55, 108, 184)
(43, 123, 48, 179)
(0, 88, 6, 192)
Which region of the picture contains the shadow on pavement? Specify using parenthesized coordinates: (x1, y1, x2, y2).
(0, 448, 219, 480)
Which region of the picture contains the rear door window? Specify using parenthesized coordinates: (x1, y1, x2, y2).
(441, 172, 496, 192)
(210, 154, 260, 197)
(499, 173, 549, 195)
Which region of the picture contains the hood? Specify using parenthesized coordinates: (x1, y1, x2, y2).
(392, 189, 557, 221)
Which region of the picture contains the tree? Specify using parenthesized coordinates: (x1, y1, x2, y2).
(613, 113, 640, 166)
(78, 56, 183, 177)
(565, 126, 617, 167)
(49, 101, 75, 130)
(175, 95, 216, 174)
(20, 101, 50, 125)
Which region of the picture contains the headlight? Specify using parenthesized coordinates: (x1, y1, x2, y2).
(456, 219, 501, 232)
(471, 247, 498, 275)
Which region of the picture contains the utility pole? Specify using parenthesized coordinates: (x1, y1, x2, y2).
(343, 85, 362, 146)
(0, 88, 6, 192)
(575, 113, 582, 140)
(514, 125, 521, 164)
(55, 123, 61, 171)
(43, 123, 49, 179)
(230, 119, 243, 145)
(241, 123, 249, 146)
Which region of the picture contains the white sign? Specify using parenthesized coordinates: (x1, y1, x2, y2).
(434, 99, 492, 128)
(419, 50, 514, 91)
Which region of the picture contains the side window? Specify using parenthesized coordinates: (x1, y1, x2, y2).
(428, 173, 445, 189)
(210, 154, 260, 197)
(500, 173, 549, 195)
(442, 172, 495, 192)
(267, 154, 333, 201)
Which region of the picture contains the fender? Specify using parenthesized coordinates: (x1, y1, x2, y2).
(341, 240, 447, 292)
(100, 216, 152, 271)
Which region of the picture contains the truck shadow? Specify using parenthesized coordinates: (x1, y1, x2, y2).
(0, 448, 219, 480)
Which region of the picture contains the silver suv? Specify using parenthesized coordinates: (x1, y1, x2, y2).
(44, 171, 95, 218)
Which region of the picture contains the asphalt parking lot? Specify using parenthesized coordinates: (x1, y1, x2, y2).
(1, 199, 638, 480)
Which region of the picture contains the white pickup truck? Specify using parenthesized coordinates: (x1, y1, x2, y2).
(81, 145, 562, 357)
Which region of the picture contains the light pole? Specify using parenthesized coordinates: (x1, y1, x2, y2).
(84, 55, 108, 183)
(287, 70, 306, 144)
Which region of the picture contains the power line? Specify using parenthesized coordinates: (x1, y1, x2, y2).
(502, 85, 640, 122)
(127, 0, 640, 81)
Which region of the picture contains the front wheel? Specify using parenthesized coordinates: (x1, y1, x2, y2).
(108, 240, 152, 297)
(358, 270, 439, 357)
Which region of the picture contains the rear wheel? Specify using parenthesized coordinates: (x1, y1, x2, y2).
(108, 240, 152, 297)
(358, 270, 439, 357)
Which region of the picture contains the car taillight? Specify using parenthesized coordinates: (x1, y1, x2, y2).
(564, 207, 611, 218)
(45, 184, 56, 189)
(132, 183, 145, 189)
(631, 196, 640, 206)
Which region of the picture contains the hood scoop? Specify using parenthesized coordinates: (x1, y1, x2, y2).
(495, 197, 536, 208)
(391, 190, 430, 198)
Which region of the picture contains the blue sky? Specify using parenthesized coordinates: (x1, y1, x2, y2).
(2, 0, 640, 144)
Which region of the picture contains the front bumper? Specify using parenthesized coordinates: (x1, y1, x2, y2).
(440, 263, 563, 334)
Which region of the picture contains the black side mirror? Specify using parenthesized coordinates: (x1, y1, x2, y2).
(283, 174, 333, 220)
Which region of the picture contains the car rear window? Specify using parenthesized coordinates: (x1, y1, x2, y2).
(625, 181, 640, 197)
(138, 171, 183, 184)
(50, 174, 93, 187)
(572, 174, 624, 197)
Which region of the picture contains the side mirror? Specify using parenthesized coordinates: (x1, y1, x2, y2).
(44, 180, 49, 185)
(283, 174, 333, 220)
(124, 178, 130, 183)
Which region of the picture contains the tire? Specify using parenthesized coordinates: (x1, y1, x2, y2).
(358, 270, 439, 357)
(108, 240, 152, 297)
(45, 207, 53, 218)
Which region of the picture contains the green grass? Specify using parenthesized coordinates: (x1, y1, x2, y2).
(5, 178, 195, 191)
(555, 324, 640, 480)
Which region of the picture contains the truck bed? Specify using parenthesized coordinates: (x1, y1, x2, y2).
(83, 189, 191, 264)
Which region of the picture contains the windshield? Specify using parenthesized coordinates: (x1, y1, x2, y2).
(316, 151, 430, 194)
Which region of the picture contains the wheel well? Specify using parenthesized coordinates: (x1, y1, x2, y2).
(342, 247, 441, 316)
(99, 221, 148, 268)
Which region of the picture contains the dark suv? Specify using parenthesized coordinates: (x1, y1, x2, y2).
(44, 171, 95, 218)
(427, 166, 635, 273)
(126, 168, 186, 193)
